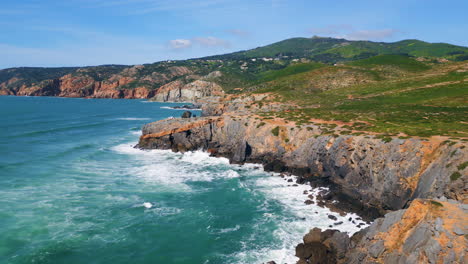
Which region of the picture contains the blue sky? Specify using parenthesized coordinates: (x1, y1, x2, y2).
(0, 0, 467, 69)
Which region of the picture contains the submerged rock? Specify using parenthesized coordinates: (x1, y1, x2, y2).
(328, 215, 337, 221)
(181, 111, 192, 118)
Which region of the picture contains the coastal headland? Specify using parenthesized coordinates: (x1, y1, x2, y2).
(3, 37, 467, 263)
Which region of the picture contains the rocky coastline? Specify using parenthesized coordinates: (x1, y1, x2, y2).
(137, 96, 467, 263)
(0, 66, 224, 100)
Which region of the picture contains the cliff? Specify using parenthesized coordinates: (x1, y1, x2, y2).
(296, 199, 467, 264)
(0, 64, 216, 99)
(150, 78, 224, 102)
(137, 95, 467, 263)
(138, 114, 467, 214)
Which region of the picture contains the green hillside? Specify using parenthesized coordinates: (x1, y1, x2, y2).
(2, 37, 466, 92)
(249, 56, 468, 138)
(1, 37, 467, 138)
(207, 37, 468, 63)
(348, 54, 431, 72)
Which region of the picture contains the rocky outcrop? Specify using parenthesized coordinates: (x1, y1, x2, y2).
(297, 199, 467, 264)
(181, 111, 193, 118)
(138, 115, 467, 214)
(137, 92, 467, 263)
(295, 227, 354, 264)
(0, 66, 224, 100)
(3, 74, 157, 99)
(0, 65, 193, 99)
(347, 199, 467, 263)
(151, 79, 224, 102)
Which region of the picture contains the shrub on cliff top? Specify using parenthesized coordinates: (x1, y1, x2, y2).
(257, 122, 266, 128)
(450, 171, 462, 181)
(457, 161, 468, 171)
(430, 200, 444, 207)
(271, 126, 280, 136)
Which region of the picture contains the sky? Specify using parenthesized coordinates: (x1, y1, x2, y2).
(0, 0, 467, 69)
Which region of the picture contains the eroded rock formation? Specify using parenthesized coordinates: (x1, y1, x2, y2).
(138, 115, 467, 214)
(151, 79, 224, 102)
(137, 96, 467, 263)
(296, 199, 467, 264)
(0, 65, 207, 99)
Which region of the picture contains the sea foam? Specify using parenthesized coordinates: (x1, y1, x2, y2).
(230, 173, 369, 264)
(115, 117, 151, 121)
(112, 133, 370, 263)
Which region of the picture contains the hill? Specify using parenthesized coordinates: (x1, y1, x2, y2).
(0, 37, 467, 138)
(205, 37, 468, 63)
(247, 55, 467, 137)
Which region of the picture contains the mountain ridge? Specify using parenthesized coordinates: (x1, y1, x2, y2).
(1, 36, 467, 138)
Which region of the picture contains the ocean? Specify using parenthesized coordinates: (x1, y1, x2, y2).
(0, 96, 367, 264)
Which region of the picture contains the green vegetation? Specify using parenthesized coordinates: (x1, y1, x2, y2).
(257, 62, 324, 83)
(271, 126, 280, 136)
(1, 37, 466, 139)
(252, 56, 467, 137)
(0, 67, 79, 88)
(348, 54, 431, 72)
(430, 200, 444, 207)
(450, 171, 462, 181)
(206, 37, 468, 63)
(457, 161, 468, 171)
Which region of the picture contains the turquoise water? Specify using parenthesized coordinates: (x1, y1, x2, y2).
(0, 96, 366, 264)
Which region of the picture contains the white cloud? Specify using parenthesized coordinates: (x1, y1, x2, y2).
(308, 24, 399, 41)
(341, 29, 398, 41)
(226, 29, 250, 37)
(308, 24, 354, 35)
(193, 36, 230, 47)
(169, 36, 230, 50)
(169, 39, 192, 49)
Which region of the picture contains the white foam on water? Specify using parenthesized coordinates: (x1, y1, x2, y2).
(232, 174, 370, 264)
(111, 144, 240, 190)
(225, 170, 240, 178)
(104, 194, 141, 203)
(160, 106, 202, 110)
(179, 150, 230, 165)
(143, 202, 153, 209)
(112, 140, 370, 263)
(213, 224, 241, 234)
(146, 206, 182, 216)
(130, 131, 142, 136)
(115, 117, 151, 121)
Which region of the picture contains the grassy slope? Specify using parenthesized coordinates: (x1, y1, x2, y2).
(207, 37, 468, 62)
(1, 38, 467, 138)
(249, 55, 468, 138)
(2, 37, 467, 90)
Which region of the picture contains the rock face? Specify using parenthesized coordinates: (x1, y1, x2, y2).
(181, 111, 192, 118)
(0, 65, 195, 99)
(138, 115, 467, 214)
(298, 199, 467, 264)
(137, 94, 467, 263)
(0, 74, 155, 99)
(151, 79, 224, 102)
(296, 227, 353, 264)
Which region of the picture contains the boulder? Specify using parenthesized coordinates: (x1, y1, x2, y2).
(181, 111, 192, 118)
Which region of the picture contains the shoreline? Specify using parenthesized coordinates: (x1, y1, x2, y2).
(137, 98, 467, 263)
(127, 142, 371, 262)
